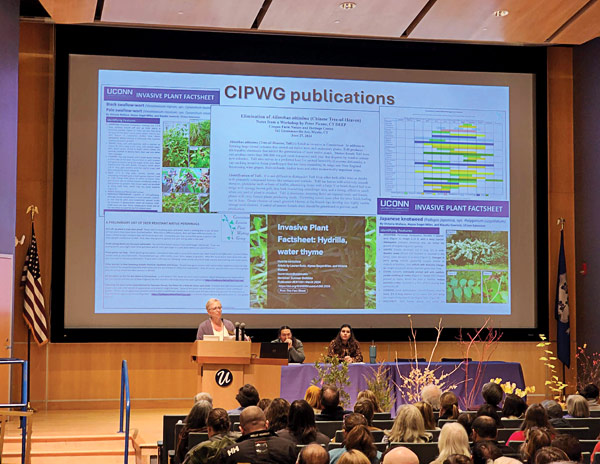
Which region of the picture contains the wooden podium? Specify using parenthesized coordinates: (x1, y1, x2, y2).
(191, 341, 287, 410)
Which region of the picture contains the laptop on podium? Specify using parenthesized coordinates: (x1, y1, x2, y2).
(259, 342, 288, 360)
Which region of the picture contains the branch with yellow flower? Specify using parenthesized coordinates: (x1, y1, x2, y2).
(489, 377, 535, 398)
(537, 334, 567, 400)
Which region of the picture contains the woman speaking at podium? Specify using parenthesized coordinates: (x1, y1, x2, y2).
(196, 298, 236, 340)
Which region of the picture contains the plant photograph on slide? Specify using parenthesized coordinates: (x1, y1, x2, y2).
(250, 214, 268, 309)
(162, 122, 189, 167)
(446, 230, 508, 270)
(482, 271, 509, 304)
(446, 270, 482, 304)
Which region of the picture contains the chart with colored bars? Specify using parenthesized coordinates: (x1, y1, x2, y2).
(381, 107, 507, 200)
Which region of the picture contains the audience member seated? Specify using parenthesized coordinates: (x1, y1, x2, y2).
(257, 398, 272, 411)
(415, 401, 439, 430)
(456, 413, 473, 437)
(354, 398, 380, 431)
(430, 422, 471, 464)
(264, 397, 290, 433)
(565, 394, 590, 418)
(502, 394, 527, 420)
(276, 399, 330, 445)
(476, 404, 502, 427)
(472, 441, 503, 464)
(381, 446, 419, 464)
(541, 400, 571, 428)
(551, 433, 582, 462)
(315, 385, 351, 421)
(220, 406, 296, 464)
(439, 392, 460, 420)
(471, 415, 513, 454)
(305, 385, 323, 414)
(442, 454, 472, 464)
(507, 404, 555, 444)
(481, 382, 504, 411)
(227, 384, 260, 414)
(533, 446, 569, 464)
(194, 392, 213, 405)
(358, 390, 383, 414)
(176, 400, 212, 463)
(581, 384, 600, 411)
(421, 385, 442, 411)
(297, 443, 330, 464)
(338, 449, 373, 464)
(329, 424, 382, 464)
(271, 325, 306, 363)
(328, 324, 363, 363)
(520, 427, 553, 464)
(182, 408, 235, 464)
(384, 404, 432, 443)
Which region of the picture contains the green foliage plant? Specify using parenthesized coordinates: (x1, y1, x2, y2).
(190, 147, 210, 168)
(446, 231, 508, 269)
(364, 363, 393, 412)
(162, 193, 200, 213)
(163, 125, 189, 167)
(313, 353, 351, 408)
(249, 215, 267, 308)
(190, 120, 211, 147)
(447, 271, 481, 303)
(482, 271, 508, 303)
(364, 216, 376, 309)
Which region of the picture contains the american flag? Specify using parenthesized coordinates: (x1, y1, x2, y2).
(21, 224, 49, 345)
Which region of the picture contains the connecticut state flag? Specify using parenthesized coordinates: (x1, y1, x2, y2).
(555, 229, 570, 367)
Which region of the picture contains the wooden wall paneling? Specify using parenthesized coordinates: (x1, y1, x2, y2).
(551, 2, 600, 45)
(547, 47, 577, 393)
(38, 0, 96, 24)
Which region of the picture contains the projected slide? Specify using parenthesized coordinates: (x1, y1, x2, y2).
(95, 70, 510, 316)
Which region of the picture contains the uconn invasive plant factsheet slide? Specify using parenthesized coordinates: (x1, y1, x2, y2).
(95, 71, 510, 315)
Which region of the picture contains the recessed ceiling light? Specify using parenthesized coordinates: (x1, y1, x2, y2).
(333, 19, 341, 24)
(177, 10, 184, 15)
(493, 10, 509, 17)
(339, 2, 356, 10)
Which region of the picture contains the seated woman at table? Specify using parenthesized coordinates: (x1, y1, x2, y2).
(328, 324, 363, 363)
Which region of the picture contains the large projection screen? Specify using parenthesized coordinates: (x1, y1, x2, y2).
(62, 54, 537, 333)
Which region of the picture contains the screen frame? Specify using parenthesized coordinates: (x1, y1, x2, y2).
(51, 25, 549, 343)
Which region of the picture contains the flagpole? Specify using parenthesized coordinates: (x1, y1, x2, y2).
(557, 217, 567, 397)
(25, 205, 39, 411)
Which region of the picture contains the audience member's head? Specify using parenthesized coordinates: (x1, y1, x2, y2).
(305, 385, 322, 411)
(287, 399, 319, 444)
(541, 400, 564, 419)
(206, 407, 230, 436)
(435, 422, 471, 464)
(239, 406, 267, 434)
(443, 455, 472, 464)
(357, 389, 383, 413)
(185, 400, 212, 429)
(551, 434, 582, 462)
(521, 427, 553, 464)
(297, 443, 329, 464)
(194, 391, 213, 405)
(566, 394, 590, 418)
(482, 382, 504, 408)
(502, 393, 528, 419)
(415, 401, 437, 430)
(533, 446, 569, 464)
(494, 457, 524, 464)
(440, 392, 460, 420)
(472, 441, 502, 464)
(354, 398, 375, 426)
(257, 398, 272, 411)
(320, 384, 340, 410)
(338, 449, 371, 464)
(581, 384, 600, 401)
(345, 424, 377, 461)
(472, 415, 498, 442)
(387, 404, 430, 443)
(235, 384, 260, 408)
(476, 404, 502, 427)
(381, 446, 419, 464)
(422, 384, 443, 410)
(521, 404, 554, 432)
(343, 412, 368, 434)
(456, 412, 473, 437)
(264, 397, 290, 432)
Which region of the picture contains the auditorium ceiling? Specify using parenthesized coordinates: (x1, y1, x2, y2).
(20, 0, 600, 45)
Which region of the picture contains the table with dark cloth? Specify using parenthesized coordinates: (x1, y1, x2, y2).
(279, 361, 524, 416)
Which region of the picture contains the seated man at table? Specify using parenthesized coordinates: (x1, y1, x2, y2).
(221, 406, 296, 464)
(271, 326, 305, 363)
(315, 385, 351, 421)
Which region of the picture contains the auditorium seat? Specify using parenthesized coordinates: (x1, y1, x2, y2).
(229, 414, 240, 431)
(335, 430, 385, 442)
(390, 442, 439, 464)
(373, 412, 392, 420)
(159, 414, 186, 464)
(556, 427, 592, 439)
(373, 419, 394, 429)
(188, 432, 209, 449)
(328, 442, 343, 450)
(496, 428, 519, 442)
(580, 440, 599, 454)
(499, 418, 523, 428)
(440, 358, 472, 363)
(316, 421, 343, 439)
(427, 429, 441, 440)
(565, 417, 600, 437)
(507, 440, 523, 451)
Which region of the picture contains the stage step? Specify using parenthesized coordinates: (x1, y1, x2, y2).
(1, 431, 142, 464)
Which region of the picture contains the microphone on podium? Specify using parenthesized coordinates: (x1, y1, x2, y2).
(235, 321, 240, 341)
(240, 322, 246, 341)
